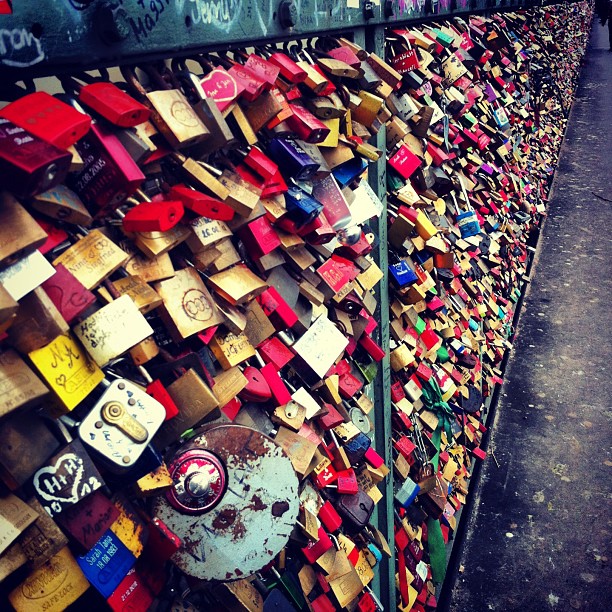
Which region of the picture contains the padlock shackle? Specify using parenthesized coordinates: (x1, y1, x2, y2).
(120, 65, 149, 100)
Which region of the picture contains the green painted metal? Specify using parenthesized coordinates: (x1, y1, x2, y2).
(364, 22, 396, 612)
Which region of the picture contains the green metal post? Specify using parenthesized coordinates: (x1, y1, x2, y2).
(358, 23, 397, 612)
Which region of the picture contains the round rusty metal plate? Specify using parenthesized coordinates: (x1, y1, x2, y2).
(153, 425, 299, 581)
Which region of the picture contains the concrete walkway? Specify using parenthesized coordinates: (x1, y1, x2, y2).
(444, 21, 612, 612)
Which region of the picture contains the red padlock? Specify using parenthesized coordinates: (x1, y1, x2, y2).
(170, 184, 235, 221)
(286, 104, 331, 143)
(260, 363, 292, 406)
(239, 366, 272, 402)
(0, 91, 91, 149)
(68, 120, 145, 213)
(318, 500, 343, 532)
(244, 54, 280, 88)
(268, 52, 308, 83)
(41, 263, 96, 324)
(78, 82, 151, 127)
(257, 286, 299, 330)
(122, 200, 184, 233)
(258, 337, 295, 369)
(243, 146, 279, 180)
(0, 118, 72, 198)
(317, 402, 345, 430)
(301, 527, 333, 563)
(228, 64, 267, 102)
(335, 468, 359, 495)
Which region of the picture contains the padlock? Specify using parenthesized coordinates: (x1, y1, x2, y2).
(122, 65, 210, 150)
(122, 191, 184, 233)
(101, 273, 162, 314)
(333, 488, 375, 533)
(31, 184, 93, 227)
(67, 116, 145, 213)
(77, 78, 151, 128)
(0, 118, 72, 198)
(286, 104, 331, 143)
(0, 410, 60, 491)
(6, 286, 69, 354)
(267, 137, 320, 181)
(32, 439, 105, 518)
(74, 294, 154, 367)
(8, 547, 90, 612)
(154, 267, 224, 341)
(0, 91, 92, 149)
(153, 424, 299, 580)
(0, 191, 48, 268)
(18, 497, 69, 568)
(170, 184, 235, 221)
(77, 529, 136, 598)
(0, 348, 49, 419)
(78, 378, 166, 471)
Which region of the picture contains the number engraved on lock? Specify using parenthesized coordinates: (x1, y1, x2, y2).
(181, 289, 213, 321)
(101, 401, 148, 443)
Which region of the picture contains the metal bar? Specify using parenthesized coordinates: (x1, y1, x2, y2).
(364, 22, 396, 612)
(0, 0, 575, 81)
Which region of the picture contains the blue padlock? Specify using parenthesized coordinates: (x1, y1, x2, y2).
(395, 477, 420, 508)
(267, 137, 320, 181)
(343, 432, 371, 464)
(284, 185, 323, 228)
(332, 156, 368, 187)
(389, 260, 418, 288)
(77, 529, 135, 598)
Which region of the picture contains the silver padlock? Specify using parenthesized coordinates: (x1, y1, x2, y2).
(78, 378, 165, 471)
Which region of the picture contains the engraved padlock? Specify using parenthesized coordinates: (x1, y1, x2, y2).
(153, 424, 299, 580)
(79, 378, 166, 471)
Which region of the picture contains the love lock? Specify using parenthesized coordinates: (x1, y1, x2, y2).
(153, 424, 299, 580)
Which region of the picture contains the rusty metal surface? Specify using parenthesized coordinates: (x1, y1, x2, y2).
(153, 424, 299, 581)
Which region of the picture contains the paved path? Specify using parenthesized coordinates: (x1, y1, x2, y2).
(445, 20, 612, 612)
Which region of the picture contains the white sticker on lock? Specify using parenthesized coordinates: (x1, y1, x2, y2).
(78, 379, 165, 471)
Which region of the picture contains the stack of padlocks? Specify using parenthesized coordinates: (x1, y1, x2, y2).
(384, 3, 591, 611)
(0, 2, 591, 611)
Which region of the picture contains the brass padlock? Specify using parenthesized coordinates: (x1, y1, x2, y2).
(154, 267, 224, 341)
(53, 229, 129, 291)
(122, 65, 209, 150)
(0, 192, 48, 269)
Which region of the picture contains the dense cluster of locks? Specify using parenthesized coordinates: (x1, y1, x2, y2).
(0, 2, 591, 611)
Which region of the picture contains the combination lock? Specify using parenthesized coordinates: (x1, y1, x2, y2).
(154, 424, 299, 581)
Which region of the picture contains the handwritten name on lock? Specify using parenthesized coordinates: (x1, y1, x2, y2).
(74, 295, 154, 368)
(77, 530, 135, 598)
(53, 230, 129, 291)
(32, 440, 104, 518)
(292, 315, 349, 379)
(29, 334, 104, 411)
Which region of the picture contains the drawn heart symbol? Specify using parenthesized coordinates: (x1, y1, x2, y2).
(240, 366, 272, 402)
(200, 69, 240, 109)
(33, 452, 85, 506)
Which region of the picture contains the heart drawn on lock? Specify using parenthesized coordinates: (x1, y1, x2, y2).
(200, 69, 241, 111)
(33, 452, 85, 506)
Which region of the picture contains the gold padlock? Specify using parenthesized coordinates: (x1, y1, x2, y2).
(154, 267, 224, 341)
(53, 229, 129, 290)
